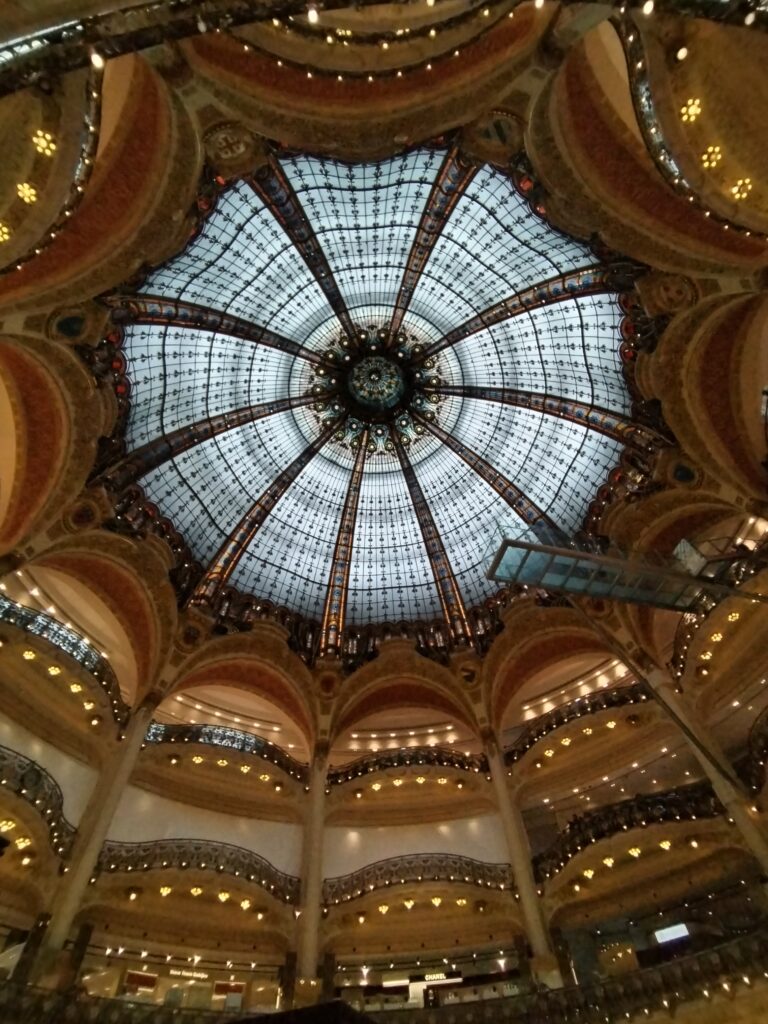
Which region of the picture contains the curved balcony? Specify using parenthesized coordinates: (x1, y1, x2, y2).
(533, 779, 722, 883)
(0, 744, 76, 857)
(670, 536, 768, 681)
(144, 723, 308, 783)
(322, 854, 513, 906)
(328, 747, 488, 786)
(367, 923, 768, 1024)
(97, 838, 300, 904)
(503, 681, 650, 766)
(0, 595, 129, 724)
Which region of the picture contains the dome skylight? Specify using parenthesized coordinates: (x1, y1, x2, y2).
(104, 142, 643, 650)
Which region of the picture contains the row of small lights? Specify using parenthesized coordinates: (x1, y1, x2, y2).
(100, 945, 268, 972)
(0, 818, 34, 865)
(351, 774, 469, 798)
(354, 895, 478, 924)
(679, 100, 754, 201)
(545, 827, 715, 882)
(18, 649, 103, 728)
(567, 837, 683, 890)
(0, 775, 70, 856)
(1, 62, 102, 272)
(123, 885, 268, 918)
(0, 131, 56, 243)
(167, 753, 285, 790)
(221, 1, 551, 85)
(509, 691, 648, 766)
(620, 9, 765, 240)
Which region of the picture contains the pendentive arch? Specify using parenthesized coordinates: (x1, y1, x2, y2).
(0, 334, 107, 554)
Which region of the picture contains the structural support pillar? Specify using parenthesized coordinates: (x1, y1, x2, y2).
(645, 668, 768, 874)
(296, 744, 329, 987)
(484, 735, 563, 989)
(24, 697, 158, 985)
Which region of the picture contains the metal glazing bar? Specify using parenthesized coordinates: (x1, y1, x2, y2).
(412, 410, 560, 531)
(427, 384, 665, 448)
(191, 419, 340, 604)
(96, 395, 316, 492)
(248, 162, 358, 339)
(389, 144, 477, 336)
(392, 434, 472, 643)
(105, 294, 325, 366)
(419, 268, 609, 359)
(319, 429, 369, 657)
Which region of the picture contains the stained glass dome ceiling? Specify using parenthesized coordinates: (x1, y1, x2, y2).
(108, 142, 639, 647)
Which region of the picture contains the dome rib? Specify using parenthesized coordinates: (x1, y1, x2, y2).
(191, 418, 342, 607)
(96, 394, 315, 493)
(105, 293, 327, 366)
(389, 142, 477, 336)
(429, 384, 656, 447)
(411, 409, 559, 534)
(248, 158, 358, 339)
(392, 432, 472, 644)
(318, 427, 370, 658)
(419, 265, 609, 359)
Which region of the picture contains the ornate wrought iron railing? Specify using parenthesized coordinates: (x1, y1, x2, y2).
(144, 722, 308, 782)
(0, 595, 130, 723)
(0, 745, 76, 857)
(328, 746, 488, 786)
(322, 853, 513, 905)
(532, 778, 722, 883)
(97, 838, 300, 904)
(669, 538, 768, 680)
(367, 923, 768, 1024)
(503, 681, 650, 766)
(740, 704, 768, 794)
(615, 15, 765, 241)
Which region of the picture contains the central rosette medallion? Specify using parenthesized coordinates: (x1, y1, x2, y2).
(309, 325, 444, 454)
(346, 356, 406, 413)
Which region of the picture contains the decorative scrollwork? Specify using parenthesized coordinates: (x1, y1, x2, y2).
(144, 723, 308, 783)
(0, 595, 129, 724)
(97, 838, 300, 904)
(322, 853, 513, 905)
(0, 745, 76, 857)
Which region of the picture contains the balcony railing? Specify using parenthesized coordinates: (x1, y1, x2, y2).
(0, 595, 129, 724)
(0, 744, 75, 857)
(328, 747, 488, 786)
(144, 723, 308, 783)
(503, 681, 650, 766)
(322, 853, 513, 906)
(532, 779, 722, 882)
(367, 922, 768, 1024)
(97, 838, 300, 904)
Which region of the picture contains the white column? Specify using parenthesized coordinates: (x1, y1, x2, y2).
(484, 736, 563, 989)
(32, 699, 156, 981)
(296, 744, 328, 983)
(646, 669, 768, 873)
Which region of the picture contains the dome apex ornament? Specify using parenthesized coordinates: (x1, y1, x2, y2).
(311, 325, 443, 453)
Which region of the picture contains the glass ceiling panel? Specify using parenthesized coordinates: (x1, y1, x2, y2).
(280, 151, 442, 314)
(142, 180, 332, 340)
(448, 295, 629, 412)
(115, 145, 639, 632)
(407, 167, 597, 334)
(123, 324, 293, 449)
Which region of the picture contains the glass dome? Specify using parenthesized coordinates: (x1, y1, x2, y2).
(110, 143, 637, 642)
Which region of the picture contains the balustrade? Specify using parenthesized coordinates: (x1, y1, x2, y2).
(97, 838, 300, 904)
(0, 744, 75, 857)
(322, 853, 513, 905)
(0, 596, 129, 724)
